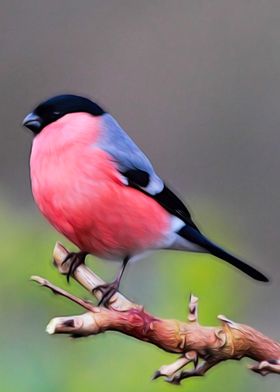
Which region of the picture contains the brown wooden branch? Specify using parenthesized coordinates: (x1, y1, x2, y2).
(31, 242, 280, 384)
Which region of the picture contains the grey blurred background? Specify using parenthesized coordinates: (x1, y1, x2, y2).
(1, 1, 280, 391)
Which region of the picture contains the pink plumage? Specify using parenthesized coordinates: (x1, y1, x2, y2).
(30, 113, 171, 259)
(23, 94, 268, 304)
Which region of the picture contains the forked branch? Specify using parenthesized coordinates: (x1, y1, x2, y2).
(31, 242, 280, 384)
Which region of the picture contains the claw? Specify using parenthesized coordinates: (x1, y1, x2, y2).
(94, 280, 119, 307)
(92, 256, 129, 307)
(62, 251, 88, 282)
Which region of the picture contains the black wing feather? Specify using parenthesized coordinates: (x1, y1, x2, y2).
(122, 170, 269, 283)
(152, 184, 200, 231)
(122, 169, 200, 231)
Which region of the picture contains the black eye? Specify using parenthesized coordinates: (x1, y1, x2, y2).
(53, 111, 61, 116)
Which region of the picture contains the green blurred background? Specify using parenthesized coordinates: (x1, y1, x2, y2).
(1, 1, 280, 391)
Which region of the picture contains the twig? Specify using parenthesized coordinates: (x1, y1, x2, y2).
(31, 242, 280, 384)
(52, 242, 138, 311)
(31, 275, 96, 312)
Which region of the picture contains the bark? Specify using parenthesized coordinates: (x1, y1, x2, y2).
(31, 242, 280, 384)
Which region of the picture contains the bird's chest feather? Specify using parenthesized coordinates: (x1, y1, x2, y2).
(30, 133, 170, 257)
(31, 136, 121, 235)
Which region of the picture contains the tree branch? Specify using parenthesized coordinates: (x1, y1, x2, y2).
(31, 242, 280, 384)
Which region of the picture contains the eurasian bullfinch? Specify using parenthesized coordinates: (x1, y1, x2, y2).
(23, 94, 269, 305)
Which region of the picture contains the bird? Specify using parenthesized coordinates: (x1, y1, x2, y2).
(23, 94, 269, 305)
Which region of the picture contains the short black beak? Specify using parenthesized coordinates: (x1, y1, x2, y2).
(22, 112, 42, 133)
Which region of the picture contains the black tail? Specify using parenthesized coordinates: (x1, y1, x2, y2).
(178, 225, 269, 282)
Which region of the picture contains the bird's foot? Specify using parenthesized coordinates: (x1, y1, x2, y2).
(93, 280, 120, 307)
(62, 251, 88, 282)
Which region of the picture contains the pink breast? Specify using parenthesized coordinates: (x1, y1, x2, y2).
(30, 113, 171, 259)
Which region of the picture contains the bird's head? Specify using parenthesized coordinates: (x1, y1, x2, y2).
(22, 94, 105, 134)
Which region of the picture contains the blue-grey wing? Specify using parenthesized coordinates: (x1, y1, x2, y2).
(98, 114, 199, 229)
(98, 114, 164, 194)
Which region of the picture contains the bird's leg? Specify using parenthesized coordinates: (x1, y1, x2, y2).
(62, 251, 88, 282)
(93, 256, 130, 307)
